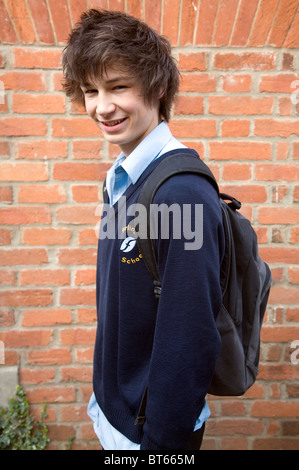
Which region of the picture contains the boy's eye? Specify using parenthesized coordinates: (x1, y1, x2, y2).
(85, 89, 97, 95)
(113, 85, 127, 90)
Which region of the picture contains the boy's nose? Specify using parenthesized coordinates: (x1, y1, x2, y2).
(96, 92, 116, 117)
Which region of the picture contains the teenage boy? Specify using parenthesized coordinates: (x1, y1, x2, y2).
(62, 9, 224, 450)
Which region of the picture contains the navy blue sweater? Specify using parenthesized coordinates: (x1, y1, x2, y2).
(93, 150, 224, 450)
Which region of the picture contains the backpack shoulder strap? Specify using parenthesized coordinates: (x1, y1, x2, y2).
(136, 152, 219, 297)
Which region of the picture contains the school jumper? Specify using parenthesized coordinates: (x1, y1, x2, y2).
(88, 121, 224, 450)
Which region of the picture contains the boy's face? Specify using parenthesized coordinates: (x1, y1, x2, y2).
(81, 67, 160, 156)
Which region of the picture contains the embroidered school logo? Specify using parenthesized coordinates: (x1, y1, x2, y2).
(120, 237, 136, 253)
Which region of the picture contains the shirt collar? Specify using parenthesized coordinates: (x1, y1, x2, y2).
(109, 121, 173, 185)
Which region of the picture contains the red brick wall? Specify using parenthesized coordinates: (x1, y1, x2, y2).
(0, 0, 299, 450)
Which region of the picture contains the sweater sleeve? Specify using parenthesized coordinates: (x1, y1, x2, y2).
(140, 173, 224, 450)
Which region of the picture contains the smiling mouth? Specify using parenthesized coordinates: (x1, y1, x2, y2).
(101, 118, 127, 127)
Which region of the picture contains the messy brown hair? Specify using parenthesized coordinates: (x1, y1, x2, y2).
(62, 9, 180, 122)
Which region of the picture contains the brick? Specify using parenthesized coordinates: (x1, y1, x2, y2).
(75, 347, 94, 363)
(174, 95, 204, 115)
(18, 184, 66, 203)
(26, 386, 76, 403)
(77, 308, 97, 324)
(0, 309, 15, 327)
(0, 118, 47, 137)
(144, 0, 161, 34)
(195, 0, 218, 45)
(58, 249, 97, 266)
(75, 269, 96, 286)
(13, 94, 65, 114)
(267, 0, 298, 47)
(259, 247, 299, 264)
(248, 0, 280, 46)
(60, 327, 96, 345)
(251, 401, 299, 418)
(0, 186, 13, 203)
(214, 52, 276, 71)
(179, 73, 217, 93)
(61, 404, 89, 422)
(282, 421, 299, 436)
(222, 163, 252, 181)
(256, 118, 299, 137)
(0, 0, 17, 43)
(0, 248, 48, 266)
(0, 329, 52, 347)
(56, 206, 99, 225)
(22, 308, 72, 326)
(221, 120, 250, 137)
(258, 207, 299, 224)
(213, 0, 239, 46)
(71, 185, 100, 203)
(16, 139, 67, 160)
(220, 185, 267, 203)
(78, 229, 98, 245)
(69, 0, 90, 25)
(47, 424, 75, 441)
(0, 162, 48, 181)
(22, 228, 71, 245)
(261, 326, 299, 343)
(207, 418, 263, 435)
(72, 140, 103, 159)
(52, 118, 101, 137)
(293, 143, 299, 159)
(0, 289, 52, 308)
(53, 162, 111, 181)
(282, 53, 295, 71)
(222, 74, 252, 92)
(0, 270, 16, 286)
(284, 6, 299, 48)
(0, 206, 51, 225)
(290, 228, 299, 244)
(60, 288, 96, 306)
(0, 142, 10, 157)
(253, 438, 299, 450)
(178, 52, 207, 71)
(48, 0, 72, 43)
(0, 71, 46, 91)
(286, 308, 299, 322)
(28, 348, 72, 365)
(13, 47, 61, 68)
(209, 96, 273, 115)
(20, 368, 55, 385)
(0, 229, 12, 245)
(258, 363, 299, 381)
(52, 71, 64, 91)
(209, 142, 271, 160)
(276, 141, 290, 160)
(162, 0, 180, 45)
(61, 366, 92, 383)
(20, 269, 70, 286)
(255, 164, 299, 181)
(221, 437, 248, 450)
(230, 0, 259, 46)
(6, 0, 36, 43)
(179, 0, 198, 45)
(169, 119, 217, 138)
(27, 0, 55, 44)
(289, 267, 299, 284)
(269, 286, 299, 305)
(259, 74, 299, 93)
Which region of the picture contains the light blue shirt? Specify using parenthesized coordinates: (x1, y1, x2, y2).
(88, 121, 210, 450)
(106, 121, 185, 206)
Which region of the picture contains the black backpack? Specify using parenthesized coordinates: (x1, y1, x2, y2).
(135, 151, 272, 403)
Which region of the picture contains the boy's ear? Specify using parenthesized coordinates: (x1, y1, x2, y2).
(158, 87, 165, 99)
